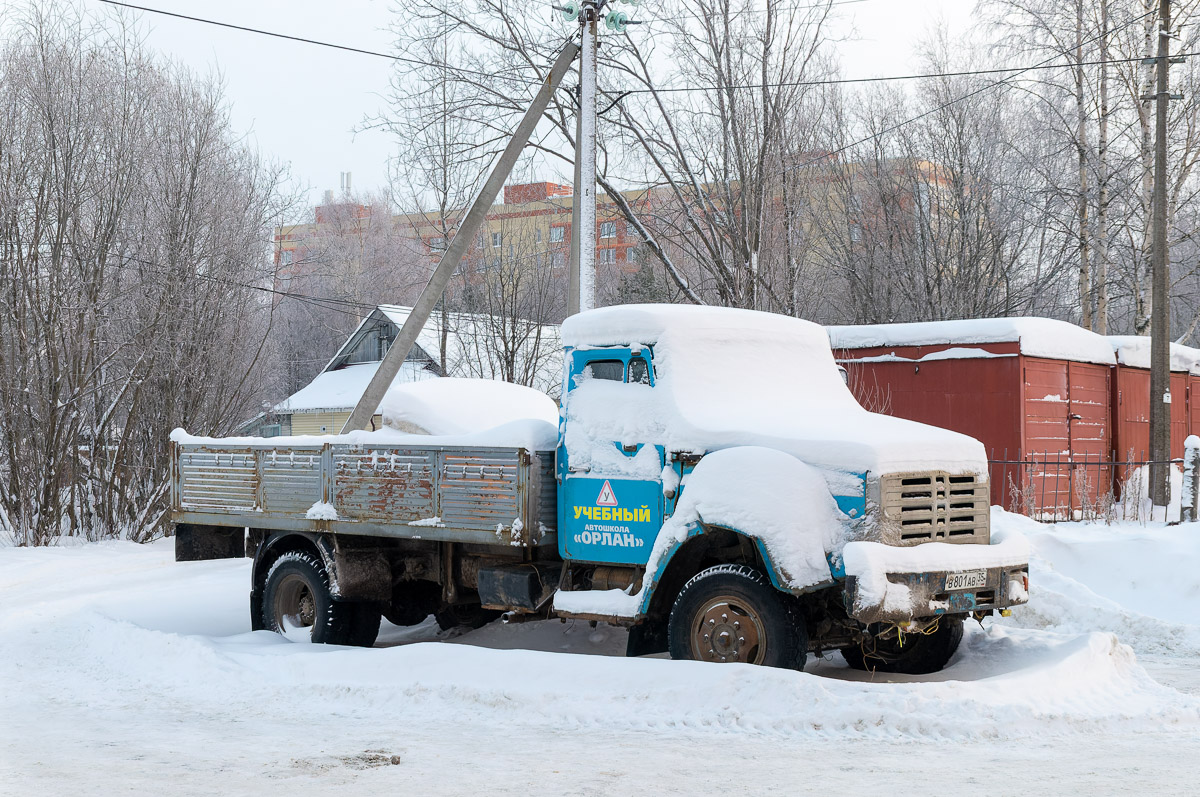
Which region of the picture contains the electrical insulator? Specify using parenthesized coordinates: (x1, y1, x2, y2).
(604, 10, 628, 31)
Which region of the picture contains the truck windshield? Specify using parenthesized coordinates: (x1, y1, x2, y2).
(583, 360, 624, 381)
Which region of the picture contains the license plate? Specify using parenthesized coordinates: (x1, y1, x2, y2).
(944, 569, 987, 591)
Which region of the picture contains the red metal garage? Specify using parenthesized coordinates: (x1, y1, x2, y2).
(1106, 337, 1196, 473)
(829, 318, 1116, 518)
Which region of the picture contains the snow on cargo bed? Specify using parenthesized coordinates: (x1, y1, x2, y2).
(827, 316, 1116, 365)
(170, 417, 557, 452)
(379, 378, 559, 435)
(561, 304, 987, 476)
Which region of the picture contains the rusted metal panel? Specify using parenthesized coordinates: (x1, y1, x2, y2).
(171, 439, 555, 548)
(261, 447, 323, 515)
(439, 448, 523, 536)
(177, 447, 259, 511)
(333, 448, 436, 523)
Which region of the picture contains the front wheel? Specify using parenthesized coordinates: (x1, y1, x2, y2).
(841, 616, 964, 675)
(667, 564, 807, 669)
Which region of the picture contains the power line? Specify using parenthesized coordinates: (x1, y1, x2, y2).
(97, 0, 543, 86)
(623, 51, 1197, 95)
(782, 7, 1160, 174)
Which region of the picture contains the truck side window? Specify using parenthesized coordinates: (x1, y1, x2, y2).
(628, 357, 651, 385)
(583, 360, 624, 382)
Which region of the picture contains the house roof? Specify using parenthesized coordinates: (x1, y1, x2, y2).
(371, 305, 562, 395)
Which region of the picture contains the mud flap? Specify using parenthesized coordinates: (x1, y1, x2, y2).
(175, 524, 245, 561)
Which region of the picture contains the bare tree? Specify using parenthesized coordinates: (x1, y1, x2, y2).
(0, 1, 291, 545)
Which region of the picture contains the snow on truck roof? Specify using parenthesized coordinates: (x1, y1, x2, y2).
(562, 305, 988, 476)
(826, 317, 1117, 366)
(1107, 335, 1200, 375)
(561, 304, 821, 348)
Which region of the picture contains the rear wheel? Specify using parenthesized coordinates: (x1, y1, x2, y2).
(261, 551, 377, 646)
(841, 616, 964, 675)
(667, 564, 807, 669)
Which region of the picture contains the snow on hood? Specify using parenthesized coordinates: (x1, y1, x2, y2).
(563, 305, 986, 476)
(1107, 335, 1200, 374)
(827, 317, 1117, 366)
(379, 378, 558, 435)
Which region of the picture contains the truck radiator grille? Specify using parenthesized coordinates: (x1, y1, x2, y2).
(880, 471, 989, 546)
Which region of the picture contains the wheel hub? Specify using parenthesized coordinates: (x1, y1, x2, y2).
(692, 597, 764, 664)
(274, 573, 317, 632)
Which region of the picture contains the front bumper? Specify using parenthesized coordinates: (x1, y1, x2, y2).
(843, 565, 1029, 624)
(839, 536, 1031, 624)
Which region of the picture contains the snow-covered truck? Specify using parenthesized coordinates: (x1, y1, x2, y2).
(172, 305, 1029, 673)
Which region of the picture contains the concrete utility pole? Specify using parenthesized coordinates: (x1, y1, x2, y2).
(340, 41, 581, 433)
(1149, 0, 1175, 508)
(577, 0, 598, 313)
(568, 77, 583, 316)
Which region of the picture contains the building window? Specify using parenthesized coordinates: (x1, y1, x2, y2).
(599, 248, 616, 264)
(600, 221, 617, 238)
(549, 226, 565, 243)
(492, 231, 502, 248)
(280, 250, 293, 266)
(429, 236, 445, 251)
(535, 229, 543, 243)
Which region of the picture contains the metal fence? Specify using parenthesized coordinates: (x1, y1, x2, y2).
(987, 451, 1187, 521)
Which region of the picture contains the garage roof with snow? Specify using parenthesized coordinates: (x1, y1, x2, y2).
(826, 317, 1117, 366)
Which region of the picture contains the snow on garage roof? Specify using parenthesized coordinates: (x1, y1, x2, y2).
(274, 361, 436, 414)
(1107, 335, 1200, 374)
(826, 317, 1116, 366)
(561, 304, 822, 348)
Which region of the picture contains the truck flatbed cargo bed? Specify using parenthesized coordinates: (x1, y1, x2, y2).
(171, 439, 557, 548)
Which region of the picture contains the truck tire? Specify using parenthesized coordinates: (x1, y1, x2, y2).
(262, 551, 373, 646)
(346, 602, 382, 648)
(667, 564, 807, 669)
(841, 615, 964, 675)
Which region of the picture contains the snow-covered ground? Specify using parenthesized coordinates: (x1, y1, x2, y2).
(2, 510, 1197, 796)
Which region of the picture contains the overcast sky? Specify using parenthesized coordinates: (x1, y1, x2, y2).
(98, 0, 978, 208)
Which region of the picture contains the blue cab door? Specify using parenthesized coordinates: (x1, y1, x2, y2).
(558, 349, 663, 566)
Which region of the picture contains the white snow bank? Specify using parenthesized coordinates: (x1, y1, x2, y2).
(828, 317, 1116, 366)
(1, 541, 1196, 749)
(1106, 335, 1200, 374)
(993, 508, 1200, 656)
(378, 377, 558, 435)
(171, 418, 558, 453)
(274, 361, 436, 413)
(561, 305, 987, 476)
(555, 447, 848, 617)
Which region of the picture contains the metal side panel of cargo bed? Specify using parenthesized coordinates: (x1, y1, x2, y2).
(170, 440, 557, 548)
